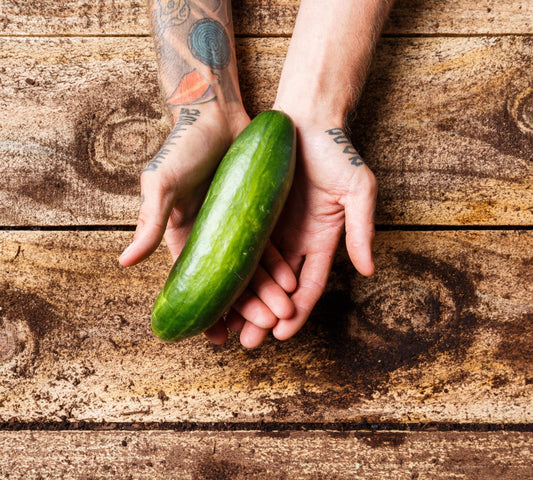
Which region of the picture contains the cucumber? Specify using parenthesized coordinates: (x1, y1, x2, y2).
(151, 110, 296, 341)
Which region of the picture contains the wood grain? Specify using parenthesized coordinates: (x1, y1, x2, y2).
(0, 431, 531, 479)
(0, 0, 531, 35)
(1, 36, 531, 226)
(0, 230, 531, 423)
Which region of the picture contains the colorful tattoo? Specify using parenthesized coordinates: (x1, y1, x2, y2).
(188, 19, 230, 69)
(150, 0, 240, 113)
(325, 128, 364, 166)
(167, 69, 216, 106)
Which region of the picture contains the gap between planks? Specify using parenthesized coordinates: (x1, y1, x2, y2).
(1, 421, 533, 432)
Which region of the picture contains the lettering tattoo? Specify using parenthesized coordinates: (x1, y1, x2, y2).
(325, 128, 364, 167)
(143, 108, 201, 172)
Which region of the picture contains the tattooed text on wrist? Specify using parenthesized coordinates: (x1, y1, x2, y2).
(325, 128, 364, 167)
(143, 108, 201, 172)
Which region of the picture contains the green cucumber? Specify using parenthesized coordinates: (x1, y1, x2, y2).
(151, 110, 296, 341)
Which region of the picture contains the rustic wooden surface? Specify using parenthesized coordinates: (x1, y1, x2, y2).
(1, 36, 531, 225)
(0, 431, 532, 479)
(1, 230, 531, 423)
(1, 0, 532, 35)
(0, 0, 532, 477)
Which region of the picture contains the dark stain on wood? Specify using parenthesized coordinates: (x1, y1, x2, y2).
(308, 250, 479, 391)
(193, 457, 268, 480)
(73, 89, 168, 194)
(0, 286, 61, 376)
(496, 321, 533, 378)
(436, 59, 533, 163)
(15, 172, 70, 210)
(360, 431, 407, 448)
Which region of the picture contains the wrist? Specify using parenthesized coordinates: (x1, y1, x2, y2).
(170, 99, 249, 140)
(272, 96, 347, 136)
(273, 80, 352, 131)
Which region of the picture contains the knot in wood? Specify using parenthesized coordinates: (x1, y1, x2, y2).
(90, 108, 166, 177)
(508, 88, 533, 137)
(0, 315, 36, 374)
(351, 278, 457, 352)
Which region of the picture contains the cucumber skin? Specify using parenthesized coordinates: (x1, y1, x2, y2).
(151, 110, 296, 342)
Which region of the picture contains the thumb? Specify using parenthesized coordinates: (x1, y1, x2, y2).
(119, 176, 175, 267)
(343, 173, 377, 277)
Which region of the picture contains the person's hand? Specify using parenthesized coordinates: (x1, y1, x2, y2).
(234, 0, 391, 346)
(119, 103, 248, 266)
(267, 116, 377, 341)
(119, 102, 296, 346)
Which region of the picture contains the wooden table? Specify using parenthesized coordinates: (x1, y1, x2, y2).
(0, 1, 532, 478)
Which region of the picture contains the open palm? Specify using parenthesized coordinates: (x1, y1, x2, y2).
(267, 124, 377, 342)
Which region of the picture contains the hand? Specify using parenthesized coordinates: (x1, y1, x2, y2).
(216, 117, 377, 347)
(119, 104, 248, 265)
(268, 118, 377, 341)
(119, 103, 296, 346)
(250, 0, 389, 346)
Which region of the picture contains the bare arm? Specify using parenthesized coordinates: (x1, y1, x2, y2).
(266, 0, 394, 342)
(275, 0, 393, 126)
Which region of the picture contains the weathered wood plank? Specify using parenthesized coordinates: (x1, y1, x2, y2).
(0, 431, 531, 480)
(0, 230, 531, 423)
(1, 36, 531, 226)
(1, 0, 531, 35)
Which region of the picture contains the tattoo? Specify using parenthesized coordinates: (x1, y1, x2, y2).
(143, 108, 201, 172)
(188, 19, 230, 69)
(151, 0, 240, 112)
(152, 0, 190, 60)
(154, 0, 190, 30)
(325, 128, 364, 167)
(167, 69, 216, 106)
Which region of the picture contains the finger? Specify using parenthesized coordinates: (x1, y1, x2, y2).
(344, 172, 377, 277)
(225, 310, 246, 332)
(261, 241, 297, 293)
(272, 251, 334, 341)
(232, 289, 278, 329)
(240, 322, 270, 349)
(204, 318, 228, 345)
(249, 266, 295, 319)
(119, 176, 175, 267)
(280, 250, 305, 277)
(163, 179, 212, 262)
(162, 209, 195, 263)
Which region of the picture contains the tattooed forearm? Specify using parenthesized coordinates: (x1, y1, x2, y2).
(144, 108, 201, 172)
(150, 0, 240, 112)
(325, 128, 364, 167)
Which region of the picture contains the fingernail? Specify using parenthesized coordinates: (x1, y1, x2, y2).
(120, 241, 135, 259)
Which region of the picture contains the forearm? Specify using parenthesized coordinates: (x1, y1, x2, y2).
(275, 0, 393, 125)
(149, 0, 243, 125)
